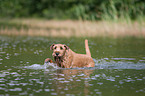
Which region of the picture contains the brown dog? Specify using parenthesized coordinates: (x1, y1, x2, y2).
(45, 39, 95, 68)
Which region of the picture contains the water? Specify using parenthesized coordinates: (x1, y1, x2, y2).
(0, 36, 145, 96)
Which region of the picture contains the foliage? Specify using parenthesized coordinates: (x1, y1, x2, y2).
(0, 0, 144, 21)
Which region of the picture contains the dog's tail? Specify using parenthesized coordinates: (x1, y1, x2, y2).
(85, 39, 91, 57)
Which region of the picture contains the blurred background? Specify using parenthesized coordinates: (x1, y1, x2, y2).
(0, 0, 145, 37)
(1, 1, 145, 96)
(0, 0, 145, 20)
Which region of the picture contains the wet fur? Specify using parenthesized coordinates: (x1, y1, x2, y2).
(46, 39, 95, 68)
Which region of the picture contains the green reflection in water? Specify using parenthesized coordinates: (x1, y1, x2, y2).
(0, 36, 145, 96)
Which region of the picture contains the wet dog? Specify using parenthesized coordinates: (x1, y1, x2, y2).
(45, 39, 95, 68)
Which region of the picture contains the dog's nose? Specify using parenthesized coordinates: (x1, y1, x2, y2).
(55, 52, 59, 56)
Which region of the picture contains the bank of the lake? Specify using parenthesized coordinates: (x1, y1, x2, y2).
(0, 19, 145, 38)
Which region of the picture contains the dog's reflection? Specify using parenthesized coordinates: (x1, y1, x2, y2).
(44, 69, 94, 95)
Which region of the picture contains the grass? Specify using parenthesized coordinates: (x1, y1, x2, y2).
(0, 18, 145, 38)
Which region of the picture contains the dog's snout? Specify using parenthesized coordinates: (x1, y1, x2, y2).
(55, 52, 59, 56)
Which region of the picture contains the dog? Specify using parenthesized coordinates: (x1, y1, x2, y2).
(45, 39, 95, 68)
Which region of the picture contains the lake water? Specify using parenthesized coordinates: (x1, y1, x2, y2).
(0, 36, 145, 96)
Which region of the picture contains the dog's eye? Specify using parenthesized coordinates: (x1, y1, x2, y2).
(54, 47, 57, 49)
(60, 47, 63, 50)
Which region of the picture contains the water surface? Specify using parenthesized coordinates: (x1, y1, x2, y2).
(0, 36, 145, 96)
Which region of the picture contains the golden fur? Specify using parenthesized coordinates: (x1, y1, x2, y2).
(45, 39, 95, 68)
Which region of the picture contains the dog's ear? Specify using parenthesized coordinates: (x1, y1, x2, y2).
(50, 44, 55, 50)
(64, 45, 69, 50)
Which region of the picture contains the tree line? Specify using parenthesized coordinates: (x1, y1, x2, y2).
(0, 0, 144, 20)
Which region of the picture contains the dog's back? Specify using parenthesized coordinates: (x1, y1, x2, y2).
(69, 39, 95, 68)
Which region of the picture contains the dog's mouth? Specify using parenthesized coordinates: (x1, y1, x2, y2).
(54, 56, 64, 67)
(54, 56, 62, 63)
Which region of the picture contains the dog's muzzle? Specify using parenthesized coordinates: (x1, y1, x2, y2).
(55, 52, 59, 56)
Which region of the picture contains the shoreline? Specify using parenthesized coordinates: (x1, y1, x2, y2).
(0, 19, 145, 38)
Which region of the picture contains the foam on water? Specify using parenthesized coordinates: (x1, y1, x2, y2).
(94, 58, 145, 69)
(23, 63, 58, 70)
(44, 63, 59, 69)
(22, 58, 145, 70)
(24, 64, 45, 69)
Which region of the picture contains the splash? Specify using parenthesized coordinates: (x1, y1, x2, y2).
(23, 63, 58, 70)
(24, 64, 45, 70)
(44, 63, 58, 69)
(21, 57, 145, 70)
(94, 58, 145, 69)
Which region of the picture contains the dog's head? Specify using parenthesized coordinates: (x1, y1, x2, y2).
(50, 44, 69, 57)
